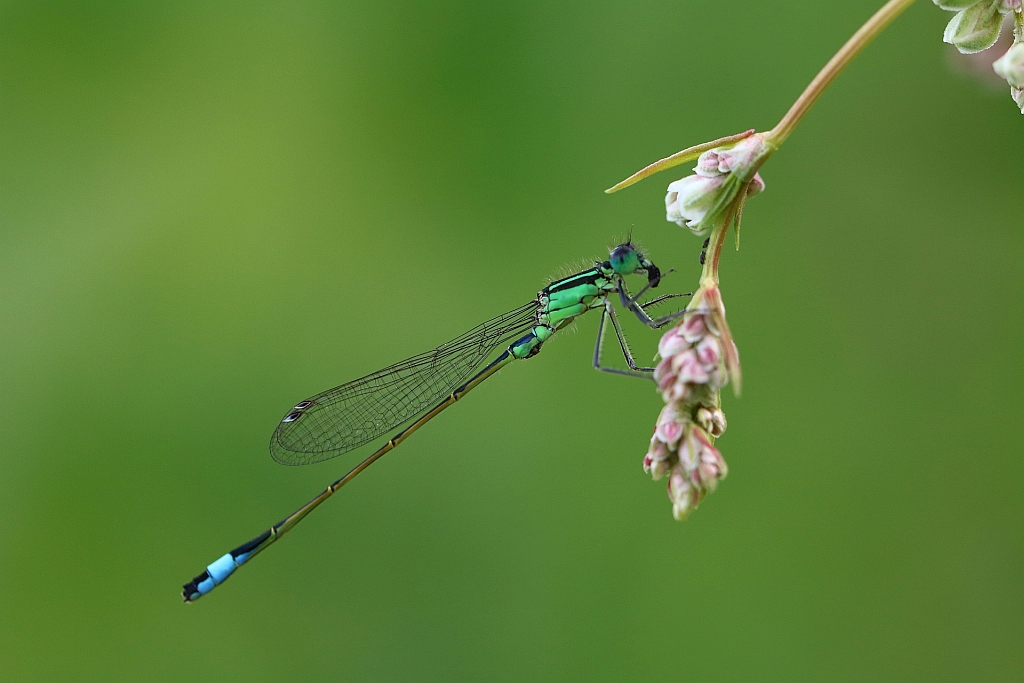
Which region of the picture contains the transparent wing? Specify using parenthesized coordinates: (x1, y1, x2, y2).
(270, 301, 538, 465)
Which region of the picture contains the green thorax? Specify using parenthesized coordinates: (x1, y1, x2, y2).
(538, 264, 618, 331)
(508, 263, 617, 360)
(507, 242, 659, 361)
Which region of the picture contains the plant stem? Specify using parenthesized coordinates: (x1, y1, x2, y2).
(606, 0, 918, 191)
(765, 0, 918, 146)
(699, 189, 742, 285)
(690, 0, 919, 285)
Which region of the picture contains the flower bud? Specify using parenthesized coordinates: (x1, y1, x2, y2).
(746, 173, 766, 197)
(643, 438, 673, 481)
(715, 139, 766, 176)
(672, 349, 710, 385)
(1012, 86, 1024, 112)
(674, 431, 696, 473)
(664, 135, 770, 236)
(665, 174, 726, 233)
(657, 327, 689, 358)
(678, 311, 707, 344)
(654, 403, 687, 447)
(695, 406, 727, 438)
(943, 0, 1007, 54)
(692, 429, 728, 491)
(667, 468, 699, 521)
(653, 357, 683, 403)
(658, 368, 692, 404)
(993, 42, 1024, 88)
(695, 150, 728, 176)
(695, 335, 722, 371)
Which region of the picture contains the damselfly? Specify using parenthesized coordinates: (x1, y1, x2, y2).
(182, 241, 688, 602)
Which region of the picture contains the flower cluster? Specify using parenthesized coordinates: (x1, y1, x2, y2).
(644, 285, 739, 520)
(665, 134, 768, 237)
(935, 0, 1024, 112)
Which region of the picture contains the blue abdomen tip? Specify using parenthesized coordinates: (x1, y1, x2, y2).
(206, 553, 238, 584)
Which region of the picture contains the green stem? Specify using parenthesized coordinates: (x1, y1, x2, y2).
(606, 0, 917, 192)
(765, 0, 917, 146)
(1014, 10, 1023, 43)
(699, 191, 742, 285)
(692, 0, 918, 286)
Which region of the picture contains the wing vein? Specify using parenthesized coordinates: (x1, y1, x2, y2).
(269, 301, 538, 465)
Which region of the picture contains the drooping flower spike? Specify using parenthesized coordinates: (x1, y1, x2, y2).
(644, 282, 738, 519)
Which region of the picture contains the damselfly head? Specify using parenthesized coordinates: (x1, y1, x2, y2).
(608, 243, 641, 275)
(609, 242, 661, 287)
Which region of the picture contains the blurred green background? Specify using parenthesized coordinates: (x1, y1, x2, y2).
(1, 1, 1021, 681)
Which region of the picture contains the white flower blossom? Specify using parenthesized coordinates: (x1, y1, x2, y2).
(664, 135, 769, 236)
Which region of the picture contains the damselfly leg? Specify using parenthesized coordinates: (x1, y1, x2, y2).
(593, 292, 692, 379)
(619, 281, 691, 329)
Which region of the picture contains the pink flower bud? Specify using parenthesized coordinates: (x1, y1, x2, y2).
(672, 350, 710, 385)
(657, 327, 689, 358)
(643, 286, 738, 519)
(715, 135, 768, 175)
(644, 438, 673, 480)
(676, 430, 698, 472)
(694, 430, 728, 490)
(747, 172, 766, 197)
(695, 335, 722, 369)
(679, 312, 707, 343)
(695, 406, 727, 438)
(695, 150, 729, 177)
(664, 380, 692, 404)
(668, 468, 700, 521)
(662, 133, 770, 235)
(654, 404, 686, 447)
(653, 357, 673, 383)
(654, 358, 679, 401)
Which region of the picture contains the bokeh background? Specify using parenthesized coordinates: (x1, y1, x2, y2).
(1, 1, 1021, 681)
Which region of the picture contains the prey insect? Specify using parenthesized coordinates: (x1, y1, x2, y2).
(182, 241, 689, 602)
